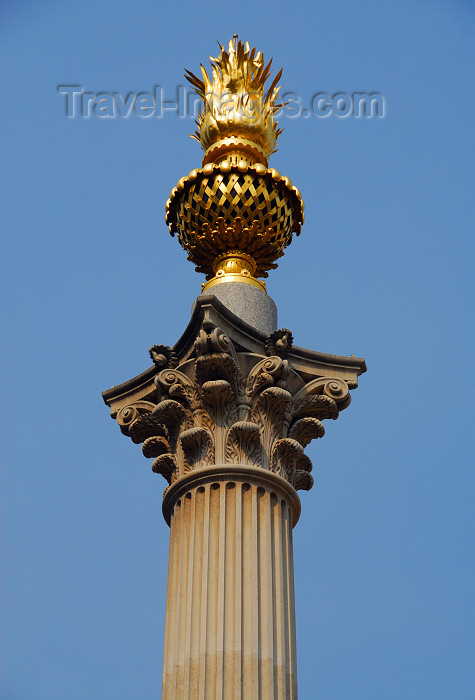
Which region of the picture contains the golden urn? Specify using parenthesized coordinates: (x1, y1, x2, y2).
(165, 37, 304, 292)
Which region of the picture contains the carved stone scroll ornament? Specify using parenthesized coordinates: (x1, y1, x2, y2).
(113, 321, 353, 491)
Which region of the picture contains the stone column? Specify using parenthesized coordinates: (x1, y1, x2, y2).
(101, 35, 368, 700)
(161, 466, 300, 700)
(103, 296, 366, 700)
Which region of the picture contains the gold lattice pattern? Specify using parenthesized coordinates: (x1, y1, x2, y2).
(166, 162, 303, 278)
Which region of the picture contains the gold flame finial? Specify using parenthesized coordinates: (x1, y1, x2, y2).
(185, 37, 284, 167)
(166, 39, 304, 293)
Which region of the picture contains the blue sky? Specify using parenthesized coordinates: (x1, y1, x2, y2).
(2, 1, 474, 698)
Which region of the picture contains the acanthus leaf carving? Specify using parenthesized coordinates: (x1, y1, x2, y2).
(294, 471, 314, 491)
(252, 386, 292, 428)
(128, 412, 168, 445)
(288, 417, 325, 447)
(152, 399, 189, 454)
(201, 379, 237, 462)
(110, 320, 358, 494)
(142, 436, 170, 459)
(289, 393, 338, 424)
(252, 386, 292, 470)
(270, 437, 312, 485)
(152, 454, 176, 483)
(195, 352, 242, 395)
(180, 427, 214, 471)
(226, 421, 261, 467)
(201, 380, 237, 426)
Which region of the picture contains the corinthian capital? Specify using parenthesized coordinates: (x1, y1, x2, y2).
(103, 295, 366, 494)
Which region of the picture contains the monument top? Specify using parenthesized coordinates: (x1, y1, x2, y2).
(165, 38, 304, 294)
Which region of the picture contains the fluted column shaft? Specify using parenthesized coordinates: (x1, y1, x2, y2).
(161, 465, 301, 700)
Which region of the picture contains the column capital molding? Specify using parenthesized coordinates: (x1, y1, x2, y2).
(102, 294, 366, 505)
